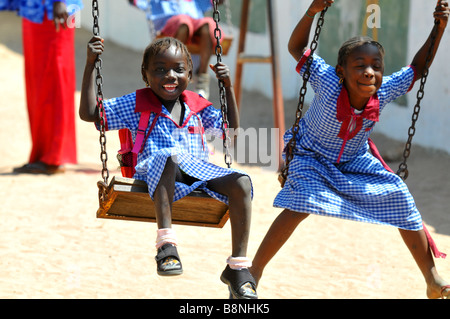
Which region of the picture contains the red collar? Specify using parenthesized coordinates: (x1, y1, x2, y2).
(134, 87, 213, 113)
(335, 86, 380, 163)
(336, 86, 380, 122)
(336, 86, 380, 140)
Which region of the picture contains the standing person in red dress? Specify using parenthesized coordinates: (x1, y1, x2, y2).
(2, 0, 83, 174)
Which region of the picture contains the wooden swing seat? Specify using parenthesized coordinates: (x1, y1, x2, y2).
(97, 176, 229, 228)
(156, 33, 233, 56)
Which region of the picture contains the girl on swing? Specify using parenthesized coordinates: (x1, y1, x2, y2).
(250, 0, 450, 298)
(80, 36, 257, 299)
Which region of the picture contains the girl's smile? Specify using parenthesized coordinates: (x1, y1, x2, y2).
(163, 84, 178, 93)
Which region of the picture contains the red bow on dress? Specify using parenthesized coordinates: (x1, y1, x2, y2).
(335, 86, 380, 163)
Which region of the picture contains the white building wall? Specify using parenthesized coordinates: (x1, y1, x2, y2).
(375, 0, 450, 153)
(80, 0, 151, 51)
(79, 0, 450, 153)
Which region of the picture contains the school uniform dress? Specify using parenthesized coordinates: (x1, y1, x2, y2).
(102, 88, 252, 204)
(274, 49, 424, 231)
(132, 0, 221, 45)
(1, 0, 82, 166)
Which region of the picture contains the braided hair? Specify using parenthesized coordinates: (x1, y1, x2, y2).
(141, 37, 194, 84)
(337, 36, 385, 67)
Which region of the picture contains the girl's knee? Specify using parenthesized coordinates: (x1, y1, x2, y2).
(229, 174, 252, 198)
(198, 23, 211, 37)
(176, 24, 190, 41)
(281, 209, 309, 223)
(197, 23, 213, 47)
(163, 156, 177, 173)
(155, 156, 178, 192)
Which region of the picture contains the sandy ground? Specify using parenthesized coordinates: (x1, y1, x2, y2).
(0, 11, 449, 300)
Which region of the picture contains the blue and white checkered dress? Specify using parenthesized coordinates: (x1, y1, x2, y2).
(102, 89, 251, 205)
(274, 50, 423, 231)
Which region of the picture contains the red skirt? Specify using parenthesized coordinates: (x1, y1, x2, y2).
(22, 17, 77, 165)
(160, 14, 223, 48)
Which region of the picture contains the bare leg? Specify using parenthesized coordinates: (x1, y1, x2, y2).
(208, 173, 258, 299)
(250, 209, 309, 286)
(174, 24, 189, 43)
(153, 157, 178, 229)
(174, 23, 212, 74)
(399, 228, 449, 298)
(196, 24, 213, 74)
(153, 157, 186, 276)
(207, 173, 252, 257)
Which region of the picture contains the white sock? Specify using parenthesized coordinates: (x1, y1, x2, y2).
(155, 228, 178, 249)
(226, 256, 252, 270)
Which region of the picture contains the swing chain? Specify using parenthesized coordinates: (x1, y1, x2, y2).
(279, 8, 328, 187)
(212, 0, 232, 168)
(397, 20, 439, 180)
(92, 0, 109, 186)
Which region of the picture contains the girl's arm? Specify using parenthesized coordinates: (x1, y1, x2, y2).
(411, 0, 449, 80)
(288, 0, 334, 61)
(79, 36, 104, 123)
(209, 62, 239, 129)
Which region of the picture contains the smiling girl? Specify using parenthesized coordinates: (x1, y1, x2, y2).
(249, 0, 450, 298)
(80, 37, 257, 299)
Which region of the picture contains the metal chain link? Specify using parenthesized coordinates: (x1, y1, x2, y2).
(279, 9, 328, 186)
(92, 0, 109, 185)
(212, 0, 232, 168)
(396, 20, 440, 180)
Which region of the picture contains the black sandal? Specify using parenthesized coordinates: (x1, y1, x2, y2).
(13, 162, 65, 175)
(220, 265, 258, 299)
(155, 244, 183, 276)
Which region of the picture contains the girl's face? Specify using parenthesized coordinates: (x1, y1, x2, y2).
(336, 44, 384, 108)
(144, 44, 192, 104)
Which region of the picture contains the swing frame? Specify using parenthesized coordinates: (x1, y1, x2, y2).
(91, 0, 232, 228)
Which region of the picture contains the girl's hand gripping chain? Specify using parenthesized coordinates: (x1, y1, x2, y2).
(79, 36, 105, 123)
(209, 62, 239, 130)
(210, 62, 232, 88)
(87, 36, 105, 65)
(288, 0, 334, 61)
(434, 0, 449, 28)
(306, 0, 334, 17)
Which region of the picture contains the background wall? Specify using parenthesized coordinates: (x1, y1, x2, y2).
(79, 0, 450, 154)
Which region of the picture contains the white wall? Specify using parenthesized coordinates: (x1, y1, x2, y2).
(78, 0, 450, 154)
(79, 0, 302, 99)
(375, 0, 450, 154)
(80, 0, 151, 51)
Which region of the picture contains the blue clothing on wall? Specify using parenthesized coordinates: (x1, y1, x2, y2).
(135, 0, 213, 31)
